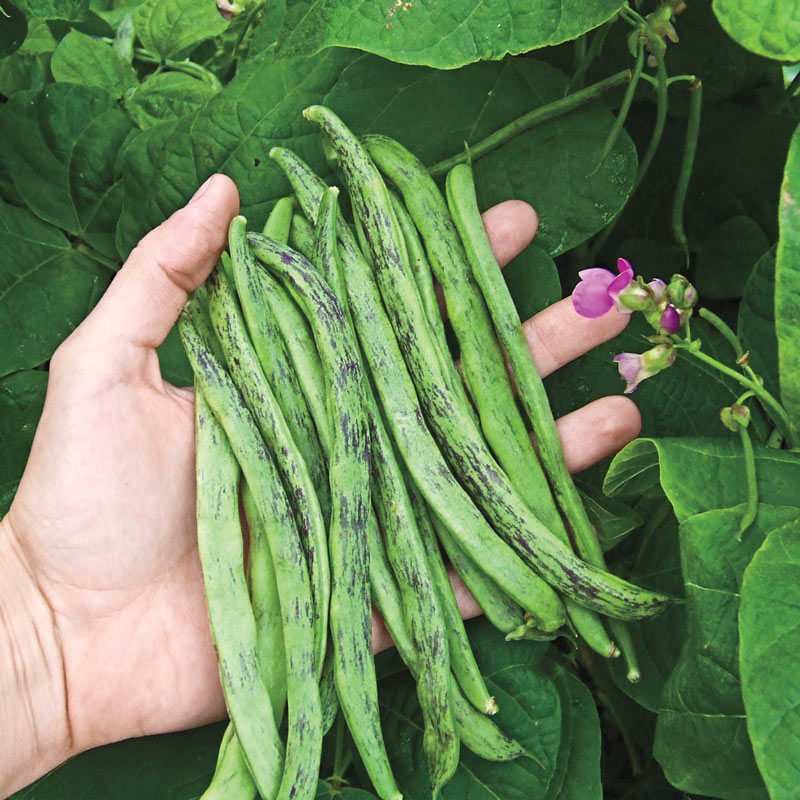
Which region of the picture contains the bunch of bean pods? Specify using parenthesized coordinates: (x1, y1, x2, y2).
(178, 105, 672, 800)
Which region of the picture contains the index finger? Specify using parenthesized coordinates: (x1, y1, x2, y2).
(481, 200, 630, 377)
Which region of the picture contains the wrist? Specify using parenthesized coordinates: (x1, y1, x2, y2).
(0, 517, 72, 798)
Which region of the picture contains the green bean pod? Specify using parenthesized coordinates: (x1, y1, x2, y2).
(405, 478, 495, 716)
(247, 234, 401, 800)
(319, 647, 339, 737)
(200, 724, 257, 800)
(181, 316, 322, 800)
(289, 213, 316, 260)
(231, 213, 330, 516)
(306, 109, 671, 621)
(366, 515, 527, 764)
(263, 195, 296, 240)
(209, 244, 329, 677)
(445, 162, 623, 659)
(268, 145, 565, 630)
(192, 386, 283, 800)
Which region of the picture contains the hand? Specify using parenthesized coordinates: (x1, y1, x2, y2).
(0, 179, 639, 796)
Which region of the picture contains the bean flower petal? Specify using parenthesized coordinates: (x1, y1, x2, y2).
(572, 268, 617, 318)
(613, 353, 645, 393)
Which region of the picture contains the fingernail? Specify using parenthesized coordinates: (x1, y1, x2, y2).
(189, 174, 216, 205)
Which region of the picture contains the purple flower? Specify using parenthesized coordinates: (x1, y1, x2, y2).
(613, 343, 676, 393)
(572, 258, 635, 318)
(659, 305, 681, 335)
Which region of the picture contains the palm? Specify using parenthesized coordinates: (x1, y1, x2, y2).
(9, 352, 225, 746)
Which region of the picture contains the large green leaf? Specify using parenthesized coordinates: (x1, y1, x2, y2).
(15, 0, 89, 20)
(738, 246, 779, 401)
(739, 521, 800, 800)
(0, 200, 110, 377)
(0, 83, 133, 258)
(124, 72, 219, 130)
(775, 121, 800, 432)
(714, 0, 800, 61)
(0, 1, 28, 58)
(117, 50, 636, 261)
(51, 29, 138, 98)
(0, 370, 47, 516)
(275, 0, 623, 69)
(605, 438, 800, 798)
(132, 0, 228, 61)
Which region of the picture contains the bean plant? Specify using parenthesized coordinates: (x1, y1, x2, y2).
(2, 1, 800, 798)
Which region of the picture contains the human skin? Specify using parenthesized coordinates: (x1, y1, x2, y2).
(0, 174, 640, 798)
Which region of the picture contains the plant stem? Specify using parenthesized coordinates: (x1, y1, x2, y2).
(427, 69, 632, 176)
(589, 42, 644, 176)
(676, 345, 799, 448)
(671, 79, 702, 264)
(640, 72, 698, 87)
(590, 32, 668, 260)
(735, 419, 758, 540)
(130, 46, 223, 90)
(566, 18, 615, 95)
(698, 308, 742, 358)
(767, 427, 785, 449)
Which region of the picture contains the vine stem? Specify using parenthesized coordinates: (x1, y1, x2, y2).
(671, 78, 702, 263)
(566, 18, 615, 95)
(675, 345, 799, 449)
(698, 307, 765, 387)
(427, 69, 632, 176)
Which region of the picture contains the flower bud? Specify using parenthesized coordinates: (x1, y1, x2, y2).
(665, 274, 698, 309)
(659, 305, 681, 335)
(721, 404, 751, 431)
(647, 278, 667, 305)
(613, 343, 675, 393)
(616, 280, 653, 312)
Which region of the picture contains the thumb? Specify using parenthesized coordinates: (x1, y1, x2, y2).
(75, 174, 239, 358)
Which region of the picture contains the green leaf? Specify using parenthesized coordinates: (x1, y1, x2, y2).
(575, 480, 643, 552)
(738, 245, 779, 401)
(124, 72, 219, 129)
(0, 1, 28, 57)
(10, 722, 226, 799)
(15, 0, 88, 19)
(51, 29, 138, 98)
(132, 0, 228, 61)
(544, 666, 602, 800)
(775, 121, 800, 432)
(693, 215, 770, 300)
(117, 50, 635, 262)
(653, 508, 774, 800)
(604, 438, 800, 798)
(504, 244, 561, 322)
(377, 620, 563, 799)
(739, 521, 800, 800)
(157, 324, 193, 387)
(275, 0, 624, 69)
(0, 370, 47, 516)
(714, 0, 800, 61)
(0, 83, 133, 258)
(0, 200, 110, 377)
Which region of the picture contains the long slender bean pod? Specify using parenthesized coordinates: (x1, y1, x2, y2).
(268, 146, 567, 629)
(316, 186, 459, 794)
(319, 647, 339, 737)
(210, 240, 329, 676)
(181, 316, 321, 800)
(445, 162, 627, 659)
(289, 213, 316, 260)
(231, 213, 330, 510)
(191, 386, 283, 800)
(671, 78, 702, 262)
(365, 518, 527, 763)
(200, 724, 257, 800)
(364, 134, 559, 529)
(404, 477, 495, 716)
(248, 234, 401, 800)
(306, 108, 671, 620)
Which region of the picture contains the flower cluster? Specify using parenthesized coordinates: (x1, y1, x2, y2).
(571, 258, 697, 393)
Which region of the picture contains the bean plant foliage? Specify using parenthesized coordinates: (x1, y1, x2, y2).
(3, 0, 800, 798)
